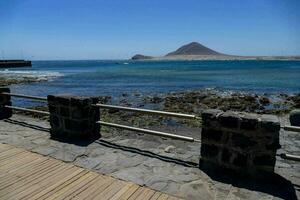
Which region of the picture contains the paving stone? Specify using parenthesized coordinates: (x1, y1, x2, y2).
(86, 147, 106, 157)
(116, 155, 145, 168)
(111, 166, 148, 186)
(31, 138, 49, 145)
(147, 181, 168, 191)
(179, 179, 215, 200)
(50, 150, 78, 162)
(74, 155, 102, 169)
(31, 146, 58, 156)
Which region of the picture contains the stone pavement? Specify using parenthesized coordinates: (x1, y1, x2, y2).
(0, 114, 299, 200)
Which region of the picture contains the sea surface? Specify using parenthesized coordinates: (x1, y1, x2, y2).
(1, 60, 300, 106)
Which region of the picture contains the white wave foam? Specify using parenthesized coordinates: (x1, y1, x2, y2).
(0, 70, 63, 81)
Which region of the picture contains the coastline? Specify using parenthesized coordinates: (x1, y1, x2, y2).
(0, 69, 62, 86)
(133, 55, 300, 61)
(17, 88, 300, 128)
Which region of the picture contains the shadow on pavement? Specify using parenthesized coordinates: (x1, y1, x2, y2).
(4, 119, 50, 132)
(201, 166, 297, 200)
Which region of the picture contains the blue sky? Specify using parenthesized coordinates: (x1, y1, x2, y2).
(0, 0, 300, 60)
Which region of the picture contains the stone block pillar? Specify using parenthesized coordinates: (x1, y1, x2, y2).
(0, 87, 12, 120)
(47, 95, 100, 140)
(200, 109, 280, 176)
(290, 109, 300, 126)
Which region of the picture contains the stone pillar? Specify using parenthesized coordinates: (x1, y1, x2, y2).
(290, 109, 300, 126)
(47, 95, 100, 140)
(200, 109, 280, 176)
(0, 87, 12, 120)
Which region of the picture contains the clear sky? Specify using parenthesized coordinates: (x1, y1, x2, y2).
(1, 0, 300, 60)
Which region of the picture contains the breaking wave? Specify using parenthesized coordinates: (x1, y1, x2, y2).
(0, 70, 63, 81)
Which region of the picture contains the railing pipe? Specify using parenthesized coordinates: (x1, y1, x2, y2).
(97, 120, 201, 143)
(5, 105, 50, 115)
(278, 153, 300, 162)
(282, 125, 300, 133)
(94, 103, 200, 120)
(0, 92, 47, 102)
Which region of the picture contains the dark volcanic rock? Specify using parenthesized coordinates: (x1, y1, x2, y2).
(259, 96, 271, 106)
(166, 42, 222, 56)
(131, 54, 153, 60)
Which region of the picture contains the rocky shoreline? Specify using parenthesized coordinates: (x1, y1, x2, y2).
(18, 89, 300, 130)
(0, 76, 44, 86)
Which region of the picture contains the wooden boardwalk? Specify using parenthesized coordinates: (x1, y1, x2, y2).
(0, 143, 182, 200)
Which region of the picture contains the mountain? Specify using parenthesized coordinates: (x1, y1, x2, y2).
(165, 42, 221, 56)
(130, 42, 300, 60)
(131, 54, 153, 60)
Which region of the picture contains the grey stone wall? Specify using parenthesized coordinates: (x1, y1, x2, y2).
(47, 95, 100, 140)
(290, 109, 300, 126)
(0, 87, 12, 120)
(200, 109, 280, 176)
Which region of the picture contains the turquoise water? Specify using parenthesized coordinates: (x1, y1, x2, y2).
(1, 60, 300, 101)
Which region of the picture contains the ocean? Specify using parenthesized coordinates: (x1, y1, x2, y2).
(1, 60, 300, 106)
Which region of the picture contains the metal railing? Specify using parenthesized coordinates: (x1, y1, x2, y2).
(1, 91, 201, 143)
(278, 153, 300, 162)
(282, 125, 300, 133)
(0, 92, 47, 102)
(0, 92, 49, 115)
(94, 103, 200, 120)
(5, 105, 50, 115)
(97, 121, 201, 142)
(279, 124, 300, 161)
(93, 103, 201, 143)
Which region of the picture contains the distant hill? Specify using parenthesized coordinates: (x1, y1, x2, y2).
(166, 42, 221, 56)
(131, 42, 300, 60)
(131, 54, 153, 60)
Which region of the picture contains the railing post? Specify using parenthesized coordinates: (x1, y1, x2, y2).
(0, 88, 12, 120)
(200, 109, 281, 177)
(47, 95, 100, 140)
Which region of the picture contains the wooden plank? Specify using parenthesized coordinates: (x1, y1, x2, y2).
(134, 187, 156, 200)
(149, 192, 162, 200)
(0, 162, 69, 199)
(0, 158, 56, 182)
(0, 144, 14, 152)
(157, 194, 170, 200)
(0, 156, 49, 181)
(109, 183, 138, 200)
(0, 159, 55, 188)
(127, 187, 145, 200)
(44, 172, 97, 200)
(68, 175, 108, 200)
(0, 144, 183, 200)
(71, 176, 115, 200)
(92, 180, 127, 200)
(62, 173, 101, 200)
(0, 159, 62, 191)
(2, 163, 74, 199)
(0, 147, 23, 156)
(0, 156, 47, 179)
(0, 148, 25, 160)
(0, 152, 33, 168)
(11, 166, 80, 200)
(33, 170, 91, 200)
